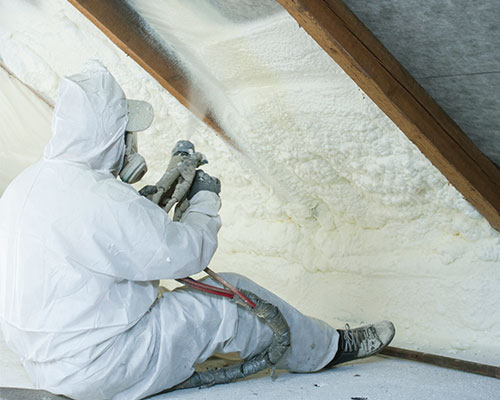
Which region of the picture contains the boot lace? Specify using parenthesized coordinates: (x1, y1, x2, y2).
(343, 323, 380, 354)
(343, 323, 356, 352)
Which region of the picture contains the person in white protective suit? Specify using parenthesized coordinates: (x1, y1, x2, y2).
(0, 61, 395, 400)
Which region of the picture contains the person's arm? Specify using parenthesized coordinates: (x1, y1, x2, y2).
(87, 180, 221, 281)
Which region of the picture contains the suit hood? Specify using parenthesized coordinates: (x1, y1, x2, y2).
(44, 61, 128, 174)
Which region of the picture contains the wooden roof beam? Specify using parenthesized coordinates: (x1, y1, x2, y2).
(67, 0, 235, 148)
(276, 0, 500, 230)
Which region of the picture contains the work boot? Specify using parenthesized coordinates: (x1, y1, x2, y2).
(326, 320, 395, 368)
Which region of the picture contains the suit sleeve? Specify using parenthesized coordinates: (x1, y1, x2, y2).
(89, 180, 221, 281)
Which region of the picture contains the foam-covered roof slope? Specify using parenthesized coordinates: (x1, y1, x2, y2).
(125, 0, 493, 228)
(70, 0, 500, 230)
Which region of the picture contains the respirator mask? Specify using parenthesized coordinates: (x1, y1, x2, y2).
(120, 132, 148, 183)
(119, 99, 154, 184)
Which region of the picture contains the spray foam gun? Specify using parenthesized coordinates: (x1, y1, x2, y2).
(139, 140, 290, 389)
(139, 140, 206, 220)
(138, 140, 256, 308)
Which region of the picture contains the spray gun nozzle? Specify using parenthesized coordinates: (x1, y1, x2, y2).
(172, 140, 195, 156)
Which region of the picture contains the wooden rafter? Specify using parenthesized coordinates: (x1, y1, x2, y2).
(276, 0, 500, 230)
(67, 0, 236, 148)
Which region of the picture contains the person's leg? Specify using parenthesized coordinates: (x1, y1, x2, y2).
(208, 272, 339, 373)
(61, 273, 390, 399)
(177, 273, 394, 373)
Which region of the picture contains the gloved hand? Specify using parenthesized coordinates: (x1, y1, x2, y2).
(187, 170, 221, 199)
(138, 185, 158, 197)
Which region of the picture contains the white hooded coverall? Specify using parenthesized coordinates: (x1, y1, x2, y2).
(0, 63, 339, 399)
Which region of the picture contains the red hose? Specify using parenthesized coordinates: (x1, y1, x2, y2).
(176, 278, 235, 299)
(187, 277, 235, 296)
(176, 271, 257, 309)
(204, 268, 256, 308)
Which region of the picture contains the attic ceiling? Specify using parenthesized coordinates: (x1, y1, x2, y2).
(342, 0, 500, 167)
(66, 0, 499, 230)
